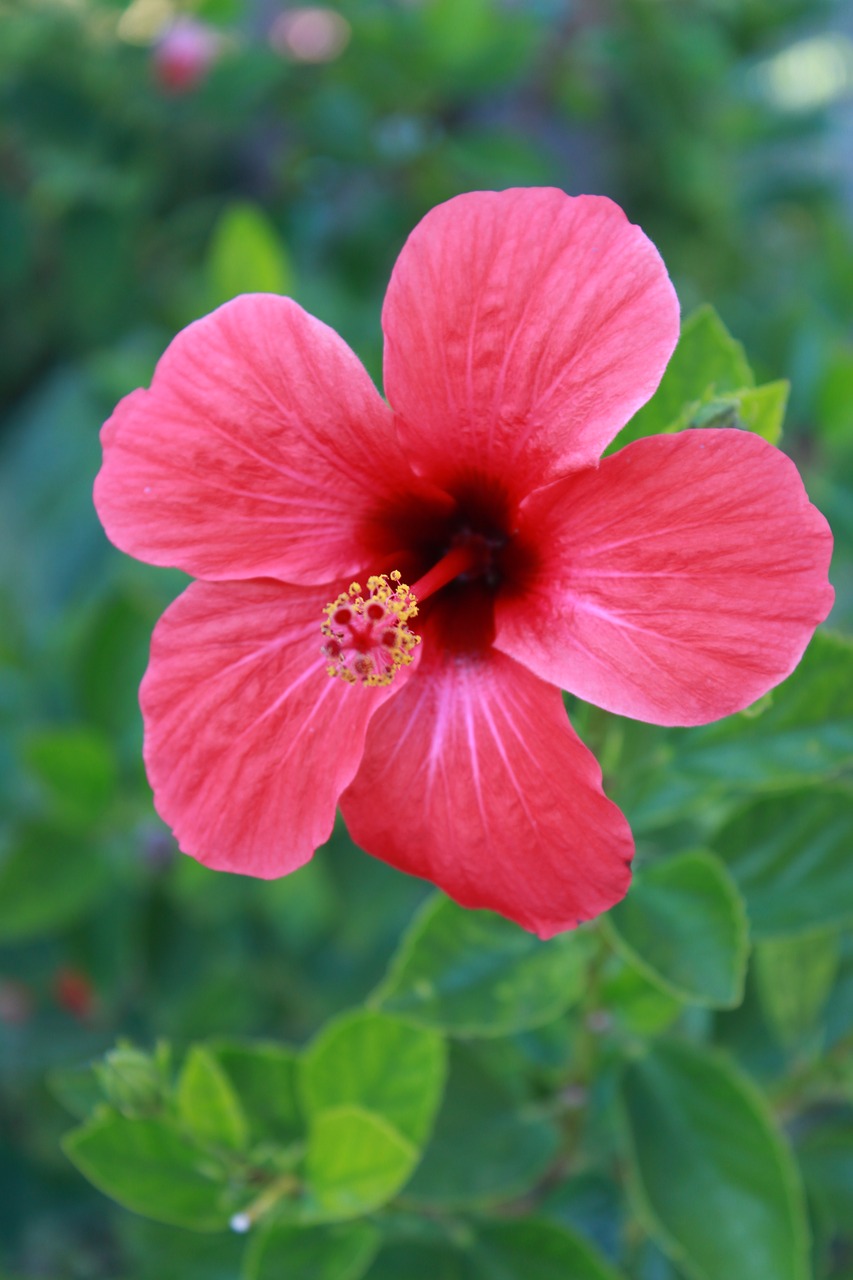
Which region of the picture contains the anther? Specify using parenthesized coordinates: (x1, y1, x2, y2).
(321, 573, 421, 687)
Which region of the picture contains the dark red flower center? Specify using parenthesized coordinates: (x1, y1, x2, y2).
(322, 478, 536, 682)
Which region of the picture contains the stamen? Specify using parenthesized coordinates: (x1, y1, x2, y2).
(321, 571, 420, 687)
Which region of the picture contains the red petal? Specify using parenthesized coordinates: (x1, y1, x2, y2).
(382, 189, 679, 504)
(341, 640, 633, 938)
(496, 430, 835, 726)
(141, 579, 400, 876)
(95, 295, 445, 584)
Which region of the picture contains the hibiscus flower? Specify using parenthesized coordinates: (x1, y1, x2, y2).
(94, 189, 834, 938)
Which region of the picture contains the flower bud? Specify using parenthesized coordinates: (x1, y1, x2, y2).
(152, 18, 219, 95)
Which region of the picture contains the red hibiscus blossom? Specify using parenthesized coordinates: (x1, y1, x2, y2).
(152, 18, 220, 95)
(94, 189, 834, 938)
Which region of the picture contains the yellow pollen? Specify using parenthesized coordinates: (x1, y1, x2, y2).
(321, 572, 420, 687)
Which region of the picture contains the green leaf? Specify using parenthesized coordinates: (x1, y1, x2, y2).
(296, 1012, 445, 1223)
(796, 1111, 853, 1240)
(177, 1047, 249, 1151)
(606, 851, 749, 1008)
(304, 1106, 415, 1220)
(364, 1220, 625, 1280)
(620, 305, 754, 446)
(301, 1010, 445, 1147)
(95, 1041, 172, 1117)
(621, 1039, 810, 1280)
(714, 787, 853, 938)
(115, 1218, 245, 1280)
(818, 345, 853, 457)
(49, 1062, 104, 1120)
(667, 632, 853, 795)
(24, 726, 117, 827)
(600, 960, 684, 1037)
(734, 381, 788, 444)
(474, 1219, 627, 1279)
(75, 582, 167, 737)
(210, 1040, 302, 1146)
(118, 1218, 246, 1280)
(206, 202, 293, 307)
(755, 929, 841, 1046)
(825, 929, 853, 1051)
(422, 0, 500, 69)
(405, 1043, 559, 1208)
(245, 1221, 381, 1280)
(373, 896, 588, 1036)
(63, 1113, 232, 1231)
(364, 1240, 477, 1280)
(0, 367, 104, 616)
(0, 823, 111, 942)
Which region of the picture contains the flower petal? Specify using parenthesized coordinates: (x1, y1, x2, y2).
(95, 294, 448, 584)
(496, 429, 835, 726)
(341, 637, 633, 939)
(382, 189, 679, 504)
(141, 579, 401, 876)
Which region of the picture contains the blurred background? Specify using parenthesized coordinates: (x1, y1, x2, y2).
(1, 0, 852, 1276)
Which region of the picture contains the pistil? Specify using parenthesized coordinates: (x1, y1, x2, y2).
(410, 543, 482, 603)
(321, 544, 488, 687)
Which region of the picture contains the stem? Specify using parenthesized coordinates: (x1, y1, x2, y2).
(240, 1171, 300, 1225)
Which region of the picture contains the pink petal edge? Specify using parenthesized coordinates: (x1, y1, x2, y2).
(382, 188, 680, 504)
(95, 294, 446, 586)
(141, 578, 402, 876)
(342, 636, 634, 939)
(496, 429, 835, 726)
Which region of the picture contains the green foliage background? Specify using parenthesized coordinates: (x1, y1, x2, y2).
(1, 0, 852, 1277)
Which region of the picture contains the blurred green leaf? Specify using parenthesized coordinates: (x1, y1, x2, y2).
(63, 1113, 232, 1231)
(714, 787, 853, 938)
(364, 1218, 625, 1280)
(296, 1011, 445, 1222)
(0, 367, 105, 615)
(445, 129, 555, 187)
(755, 929, 840, 1047)
(49, 1061, 104, 1121)
(245, 1221, 381, 1280)
(364, 1239, 476, 1280)
(606, 851, 749, 1008)
(24, 726, 117, 828)
(210, 1040, 302, 1147)
(620, 305, 754, 447)
(474, 1219, 627, 1279)
(300, 1010, 446, 1148)
(733, 381, 788, 444)
(667, 632, 853, 793)
(600, 960, 684, 1037)
(119, 1218, 246, 1280)
(421, 0, 495, 67)
(817, 346, 853, 458)
(623, 631, 853, 833)
(825, 929, 853, 1051)
(621, 1038, 810, 1280)
(405, 1043, 559, 1208)
(95, 1041, 172, 1117)
(797, 1111, 853, 1246)
(177, 1046, 249, 1152)
(304, 1106, 415, 1221)
(206, 202, 294, 308)
(0, 823, 111, 942)
(373, 896, 588, 1036)
(75, 581, 173, 737)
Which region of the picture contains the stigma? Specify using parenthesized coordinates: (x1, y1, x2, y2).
(321, 571, 420, 687)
